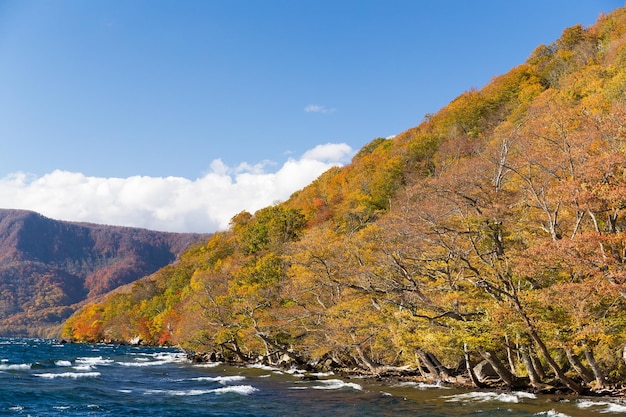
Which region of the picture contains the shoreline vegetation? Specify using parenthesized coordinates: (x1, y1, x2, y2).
(182, 347, 626, 399)
(60, 7, 626, 401)
(62, 336, 626, 399)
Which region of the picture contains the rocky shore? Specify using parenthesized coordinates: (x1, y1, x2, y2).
(184, 349, 626, 399)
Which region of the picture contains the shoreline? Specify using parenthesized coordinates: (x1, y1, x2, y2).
(184, 349, 626, 400)
(55, 338, 626, 400)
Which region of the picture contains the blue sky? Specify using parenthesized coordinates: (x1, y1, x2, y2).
(0, 1, 623, 232)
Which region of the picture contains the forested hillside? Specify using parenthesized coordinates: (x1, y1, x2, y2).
(63, 8, 626, 394)
(0, 209, 207, 336)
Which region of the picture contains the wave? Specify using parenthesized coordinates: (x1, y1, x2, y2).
(534, 411, 571, 417)
(0, 363, 31, 371)
(35, 372, 101, 379)
(246, 363, 281, 371)
(118, 352, 189, 367)
(118, 360, 172, 367)
(192, 375, 246, 384)
(578, 399, 626, 413)
(312, 379, 363, 391)
(147, 352, 188, 362)
(145, 385, 258, 396)
(307, 371, 335, 377)
(145, 389, 215, 396)
(393, 381, 450, 390)
(55, 360, 72, 367)
(211, 385, 258, 395)
(73, 364, 95, 371)
(193, 362, 221, 368)
(443, 391, 537, 404)
(76, 356, 114, 366)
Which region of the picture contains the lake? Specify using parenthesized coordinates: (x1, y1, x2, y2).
(1, 338, 624, 416)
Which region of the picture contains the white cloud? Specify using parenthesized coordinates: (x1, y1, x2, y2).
(0, 143, 355, 233)
(304, 104, 335, 114)
(302, 143, 353, 163)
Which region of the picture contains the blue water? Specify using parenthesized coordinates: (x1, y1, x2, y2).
(1, 339, 625, 416)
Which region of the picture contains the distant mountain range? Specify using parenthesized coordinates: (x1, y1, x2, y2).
(0, 209, 209, 337)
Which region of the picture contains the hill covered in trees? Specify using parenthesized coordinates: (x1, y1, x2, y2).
(0, 209, 208, 336)
(63, 8, 626, 394)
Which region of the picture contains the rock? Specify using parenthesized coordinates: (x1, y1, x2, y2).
(278, 353, 295, 367)
(473, 360, 500, 382)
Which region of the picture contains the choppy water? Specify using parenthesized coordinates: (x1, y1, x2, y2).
(1, 339, 625, 416)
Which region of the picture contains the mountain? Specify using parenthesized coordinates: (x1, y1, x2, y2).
(63, 8, 626, 394)
(0, 209, 209, 336)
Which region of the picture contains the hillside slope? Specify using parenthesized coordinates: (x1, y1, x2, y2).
(63, 8, 626, 394)
(0, 209, 208, 336)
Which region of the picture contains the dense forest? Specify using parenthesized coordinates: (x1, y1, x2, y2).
(63, 8, 626, 394)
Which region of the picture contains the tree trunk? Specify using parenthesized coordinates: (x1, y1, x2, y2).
(414, 353, 428, 379)
(221, 340, 249, 363)
(416, 349, 443, 382)
(478, 349, 516, 388)
(529, 351, 546, 380)
(504, 335, 518, 376)
(350, 333, 378, 373)
(464, 343, 486, 388)
(565, 348, 595, 385)
(583, 345, 607, 390)
(428, 352, 450, 380)
(520, 345, 543, 389)
(511, 297, 584, 394)
(354, 344, 378, 373)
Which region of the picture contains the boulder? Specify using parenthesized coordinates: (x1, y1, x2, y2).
(473, 360, 500, 382)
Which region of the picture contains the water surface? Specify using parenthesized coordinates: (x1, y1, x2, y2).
(1, 338, 624, 416)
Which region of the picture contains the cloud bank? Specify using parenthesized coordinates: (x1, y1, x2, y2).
(0, 143, 354, 233)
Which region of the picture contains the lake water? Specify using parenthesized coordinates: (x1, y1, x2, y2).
(1, 338, 625, 416)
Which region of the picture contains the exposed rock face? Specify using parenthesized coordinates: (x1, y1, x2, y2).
(0, 209, 209, 336)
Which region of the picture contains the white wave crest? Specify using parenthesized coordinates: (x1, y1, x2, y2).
(192, 375, 246, 384)
(313, 379, 363, 391)
(0, 363, 31, 371)
(394, 381, 449, 389)
(307, 371, 335, 377)
(444, 391, 536, 403)
(76, 356, 114, 366)
(119, 352, 189, 367)
(148, 352, 188, 362)
(211, 385, 258, 395)
(246, 363, 280, 371)
(55, 360, 72, 367)
(578, 399, 626, 413)
(35, 372, 101, 379)
(145, 385, 258, 396)
(193, 362, 221, 368)
(534, 410, 571, 417)
(146, 389, 214, 396)
(118, 360, 169, 367)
